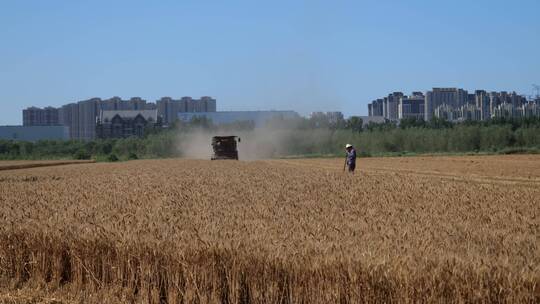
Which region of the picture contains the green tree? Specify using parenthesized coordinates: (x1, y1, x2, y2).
(345, 116, 363, 132)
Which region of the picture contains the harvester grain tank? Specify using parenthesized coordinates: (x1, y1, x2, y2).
(211, 136, 240, 160)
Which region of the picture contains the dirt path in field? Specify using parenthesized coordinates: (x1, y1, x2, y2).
(0, 160, 95, 171)
(269, 157, 540, 188)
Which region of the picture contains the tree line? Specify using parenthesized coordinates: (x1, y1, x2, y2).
(1, 116, 539, 160)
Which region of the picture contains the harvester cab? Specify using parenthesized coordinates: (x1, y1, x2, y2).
(211, 136, 240, 160)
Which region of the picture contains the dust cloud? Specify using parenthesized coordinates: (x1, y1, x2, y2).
(176, 127, 300, 161)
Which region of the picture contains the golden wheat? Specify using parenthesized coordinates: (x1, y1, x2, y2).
(0, 155, 539, 303)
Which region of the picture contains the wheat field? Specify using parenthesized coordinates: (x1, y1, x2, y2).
(0, 155, 539, 303)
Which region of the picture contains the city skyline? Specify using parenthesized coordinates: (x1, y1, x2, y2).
(16, 85, 539, 118)
(368, 87, 540, 123)
(21, 96, 217, 140)
(1, 0, 540, 125)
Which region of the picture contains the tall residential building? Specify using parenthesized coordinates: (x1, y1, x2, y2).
(370, 99, 384, 116)
(99, 96, 148, 111)
(487, 91, 526, 114)
(56, 96, 150, 140)
(370, 88, 538, 122)
(467, 94, 476, 105)
(156, 97, 177, 125)
(489, 92, 502, 111)
(127, 97, 147, 110)
(145, 102, 157, 110)
(22, 95, 217, 140)
(201, 96, 217, 112)
(385, 92, 404, 121)
(23, 106, 60, 126)
(183, 97, 196, 112)
(100, 96, 123, 111)
(499, 91, 510, 104)
(156, 96, 217, 125)
(399, 93, 425, 120)
(382, 97, 388, 119)
(475, 90, 491, 120)
(425, 88, 468, 120)
(509, 92, 527, 108)
(77, 98, 102, 140)
(59, 103, 79, 139)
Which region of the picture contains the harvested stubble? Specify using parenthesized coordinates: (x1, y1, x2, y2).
(0, 156, 539, 303)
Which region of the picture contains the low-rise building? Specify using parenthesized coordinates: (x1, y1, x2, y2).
(458, 104, 482, 121)
(96, 110, 161, 139)
(492, 103, 522, 119)
(0, 125, 70, 141)
(522, 102, 540, 117)
(434, 104, 459, 121)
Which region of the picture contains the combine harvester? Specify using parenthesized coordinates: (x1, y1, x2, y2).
(211, 136, 240, 160)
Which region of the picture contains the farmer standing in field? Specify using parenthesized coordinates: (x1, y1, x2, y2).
(345, 144, 356, 173)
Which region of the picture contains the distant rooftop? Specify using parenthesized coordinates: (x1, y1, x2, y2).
(100, 109, 158, 122)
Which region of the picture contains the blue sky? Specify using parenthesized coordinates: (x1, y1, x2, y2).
(1, 0, 539, 124)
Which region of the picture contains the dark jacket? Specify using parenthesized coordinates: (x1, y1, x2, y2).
(346, 148, 356, 165)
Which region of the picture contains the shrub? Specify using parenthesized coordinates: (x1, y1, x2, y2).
(73, 149, 91, 160)
(107, 153, 119, 162)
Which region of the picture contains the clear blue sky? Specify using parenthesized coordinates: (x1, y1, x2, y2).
(1, 0, 539, 124)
